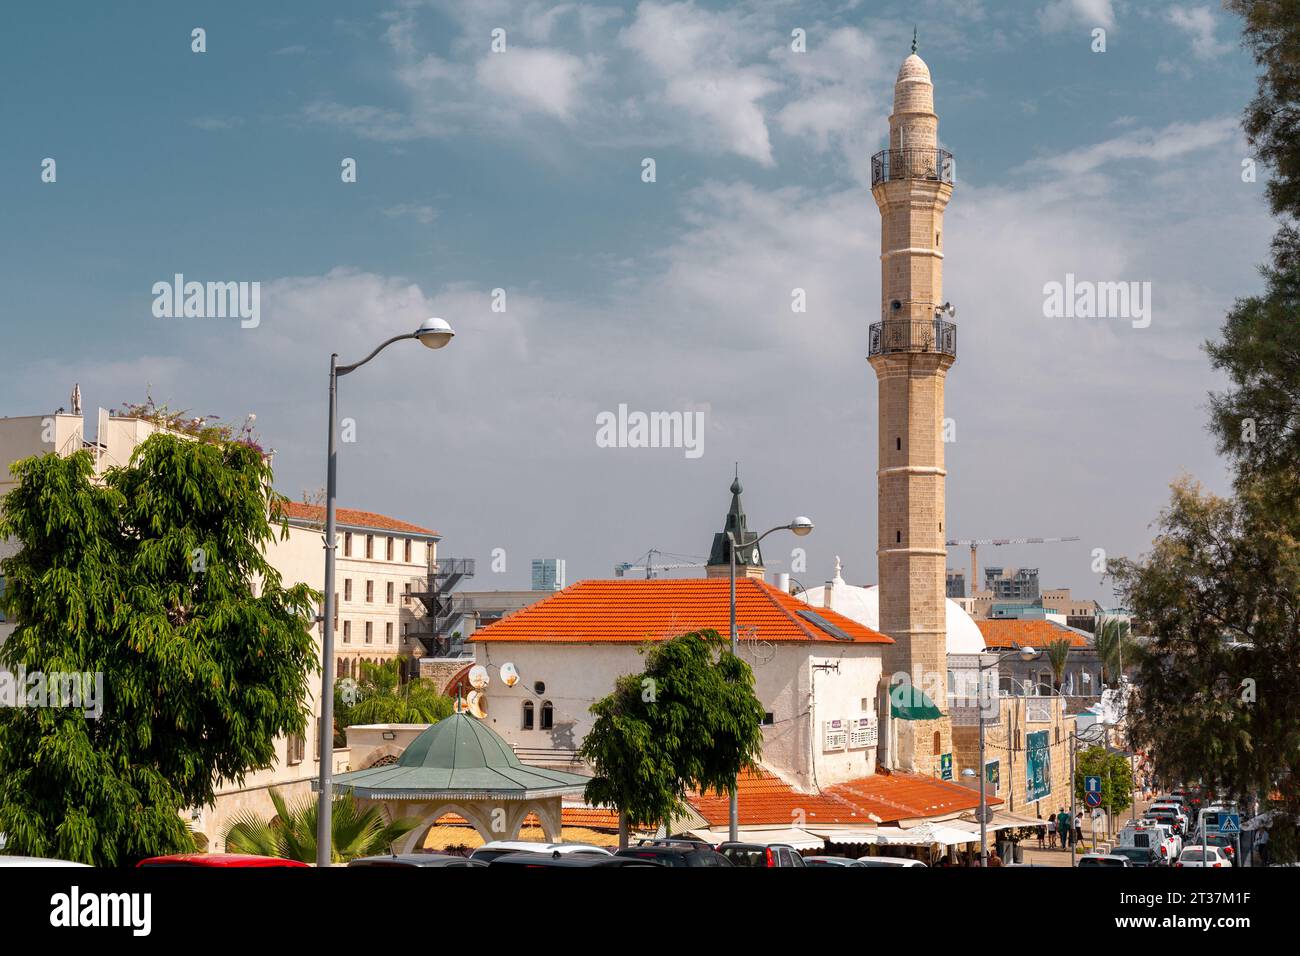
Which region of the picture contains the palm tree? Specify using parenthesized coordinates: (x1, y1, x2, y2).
(1045, 638, 1072, 694)
(1094, 617, 1134, 687)
(223, 788, 419, 863)
(336, 659, 455, 733)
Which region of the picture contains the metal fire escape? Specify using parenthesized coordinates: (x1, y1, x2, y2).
(408, 557, 475, 657)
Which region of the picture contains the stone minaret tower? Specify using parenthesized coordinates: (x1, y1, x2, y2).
(868, 40, 957, 776)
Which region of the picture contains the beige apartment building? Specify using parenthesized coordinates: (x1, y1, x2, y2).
(0, 394, 438, 851)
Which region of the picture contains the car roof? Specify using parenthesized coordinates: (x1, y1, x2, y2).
(348, 853, 479, 866)
(475, 841, 612, 854)
(0, 855, 91, 867)
(137, 853, 310, 867)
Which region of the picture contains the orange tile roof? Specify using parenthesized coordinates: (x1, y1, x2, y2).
(274, 500, 439, 537)
(468, 578, 892, 645)
(434, 807, 625, 830)
(977, 618, 1091, 649)
(685, 766, 999, 827)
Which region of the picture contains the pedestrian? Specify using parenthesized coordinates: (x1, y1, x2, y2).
(1074, 811, 1084, 847)
(1056, 807, 1070, 850)
(1257, 827, 1270, 867)
(988, 849, 1003, 867)
(1037, 812, 1046, 849)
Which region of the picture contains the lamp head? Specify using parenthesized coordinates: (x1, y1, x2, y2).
(1018, 645, 1040, 662)
(788, 516, 814, 537)
(416, 316, 455, 349)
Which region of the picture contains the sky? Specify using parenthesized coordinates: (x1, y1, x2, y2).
(0, 0, 1274, 603)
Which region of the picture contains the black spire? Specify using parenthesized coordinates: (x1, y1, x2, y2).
(707, 466, 763, 569)
(912, 27, 918, 54)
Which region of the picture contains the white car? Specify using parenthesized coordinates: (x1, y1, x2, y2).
(854, 857, 928, 867)
(1078, 853, 1132, 867)
(0, 856, 90, 867)
(1120, 820, 1181, 862)
(1147, 803, 1190, 836)
(469, 841, 613, 863)
(1176, 846, 1230, 868)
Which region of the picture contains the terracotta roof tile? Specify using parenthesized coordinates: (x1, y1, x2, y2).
(685, 766, 1000, 827)
(275, 500, 439, 537)
(977, 618, 1091, 649)
(467, 578, 892, 646)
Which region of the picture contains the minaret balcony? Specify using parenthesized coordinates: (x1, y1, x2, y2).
(870, 147, 955, 187)
(869, 319, 957, 357)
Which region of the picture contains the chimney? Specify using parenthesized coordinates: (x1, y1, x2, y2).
(824, 580, 835, 611)
(777, 572, 790, 593)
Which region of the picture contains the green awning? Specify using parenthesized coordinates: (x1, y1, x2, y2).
(889, 683, 943, 721)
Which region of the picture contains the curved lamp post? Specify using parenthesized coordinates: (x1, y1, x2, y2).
(316, 316, 455, 867)
(977, 644, 1040, 866)
(726, 516, 813, 842)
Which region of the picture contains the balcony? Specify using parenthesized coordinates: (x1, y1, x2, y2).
(869, 319, 957, 357)
(871, 147, 955, 187)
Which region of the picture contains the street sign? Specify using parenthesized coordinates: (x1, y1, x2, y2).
(1084, 775, 1102, 808)
(1216, 813, 1241, 835)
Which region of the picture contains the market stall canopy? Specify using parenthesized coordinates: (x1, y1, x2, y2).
(890, 682, 943, 720)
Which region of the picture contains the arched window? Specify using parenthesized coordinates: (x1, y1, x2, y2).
(932, 731, 941, 755)
(540, 701, 554, 731)
(522, 700, 534, 730)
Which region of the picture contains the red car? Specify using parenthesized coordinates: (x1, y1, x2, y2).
(136, 854, 309, 868)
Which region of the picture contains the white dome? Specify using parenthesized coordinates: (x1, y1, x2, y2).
(797, 574, 984, 655)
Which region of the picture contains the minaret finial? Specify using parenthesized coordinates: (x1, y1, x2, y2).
(912, 26, 917, 54)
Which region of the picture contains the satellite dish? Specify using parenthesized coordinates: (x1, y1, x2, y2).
(468, 665, 490, 690)
(465, 690, 488, 720)
(500, 662, 520, 687)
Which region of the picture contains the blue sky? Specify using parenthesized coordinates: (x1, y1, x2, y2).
(0, 0, 1273, 601)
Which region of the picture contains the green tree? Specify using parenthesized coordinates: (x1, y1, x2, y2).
(335, 659, 453, 737)
(1093, 617, 1135, 687)
(1045, 638, 1072, 693)
(1073, 746, 1134, 818)
(0, 434, 319, 865)
(223, 788, 418, 863)
(1110, 4, 1300, 863)
(579, 629, 765, 848)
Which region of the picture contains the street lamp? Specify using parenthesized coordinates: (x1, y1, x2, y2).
(727, 515, 813, 842)
(315, 317, 456, 868)
(977, 644, 1039, 867)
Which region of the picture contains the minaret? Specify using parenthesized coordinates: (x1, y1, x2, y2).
(868, 39, 957, 776)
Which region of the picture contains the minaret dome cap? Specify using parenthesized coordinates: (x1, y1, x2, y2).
(896, 53, 932, 86)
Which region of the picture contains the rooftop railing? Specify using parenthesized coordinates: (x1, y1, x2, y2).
(869, 318, 957, 357)
(871, 147, 955, 187)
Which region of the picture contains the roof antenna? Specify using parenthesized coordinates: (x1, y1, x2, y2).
(912, 26, 918, 54)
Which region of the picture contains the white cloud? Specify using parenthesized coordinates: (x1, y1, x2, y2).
(1165, 5, 1232, 59)
(474, 47, 592, 121)
(1039, 0, 1116, 32)
(1020, 116, 1239, 177)
(382, 203, 437, 224)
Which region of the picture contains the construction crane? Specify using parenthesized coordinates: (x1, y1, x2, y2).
(614, 549, 707, 579)
(945, 536, 1081, 593)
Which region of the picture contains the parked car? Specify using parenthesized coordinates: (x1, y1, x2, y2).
(855, 857, 928, 867)
(468, 841, 613, 864)
(1190, 832, 1238, 865)
(1119, 820, 1180, 861)
(488, 852, 662, 868)
(717, 842, 807, 868)
(1147, 803, 1190, 836)
(1176, 846, 1230, 868)
(803, 856, 866, 867)
(136, 854, 309, 867)
(1077, 853, 1132, 867)
(348, 853, 486, 867)
(613, 839, 732, 867)
(1109, 846, 1164, 868)
(0, 856, 90, 867)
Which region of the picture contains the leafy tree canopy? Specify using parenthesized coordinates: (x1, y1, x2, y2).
(0, 434, 319, 865)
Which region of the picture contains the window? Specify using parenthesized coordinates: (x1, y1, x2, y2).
(522, 701, 535, 730)
(344, 579, 352, 602)
(404, 539, 412, 563)
(896, 531, 902, 544)
(386, 537, 394, 560)
(365, 580, 374, 603)
(540, 701, 554, 730)
(344, 532, 353, 557)
(385, 622, 393, 644)
(386, 582, 394, 604)
(343, 621, 351, 643)
(364, 621, 373, 644)
(896, 437, 901, 451)
(365, 534, 374, 559)
(287, 734, 305, 766)
(762, 712, 775, 726)
(932, 731, 941, 755)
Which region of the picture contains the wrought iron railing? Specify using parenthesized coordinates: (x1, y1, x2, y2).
(869, 319, 957, 357)
(871, 147, 955, 187)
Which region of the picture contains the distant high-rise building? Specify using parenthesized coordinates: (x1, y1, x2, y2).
(945, 569, 966, 599)
(531, 558, 566, 591)
(983, 566, 1039, 602)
